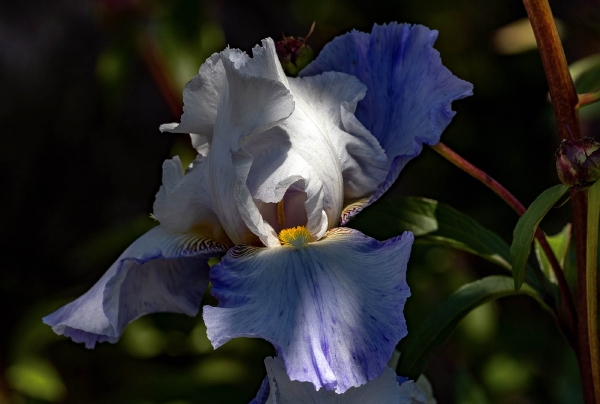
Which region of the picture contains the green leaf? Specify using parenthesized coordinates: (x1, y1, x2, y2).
(350, 197, 512, 269)
(534, 224, 572, 283)
(350, 197, 556, 301)
(397, 276, 549, 379)
(510, 184, 569, 292)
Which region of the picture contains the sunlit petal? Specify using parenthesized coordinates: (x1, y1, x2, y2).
(301, 23, 473, 223)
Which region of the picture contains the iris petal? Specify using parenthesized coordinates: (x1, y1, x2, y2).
(159, 53, 225, 154)
(204, 229, 413, 393)
(153, 156, 231, 245)
(300, 23, 473, 223)
(207, 39, 295, 245)
(43, 226, 227, 348)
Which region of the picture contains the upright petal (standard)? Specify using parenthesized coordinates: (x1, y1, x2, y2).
(300, 23, 473, 223)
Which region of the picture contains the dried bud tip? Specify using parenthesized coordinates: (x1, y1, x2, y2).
(275, 22, 316, 77)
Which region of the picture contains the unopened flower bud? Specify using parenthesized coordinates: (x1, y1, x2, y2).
(275, 22, 316, 77)
(555, 137, 600, 188)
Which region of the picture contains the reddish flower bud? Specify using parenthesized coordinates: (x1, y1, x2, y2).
(275, 22, 316, 77)
(555, 137, 600, 188)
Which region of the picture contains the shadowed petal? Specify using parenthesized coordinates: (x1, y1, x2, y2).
(250, 357, 427, 404)
(153, 156, 231, 246)
(300, 23, 473, 223)
(43, 226, 228, 348)
(263, 357, 402, 403)
(204, 228, 414, 393)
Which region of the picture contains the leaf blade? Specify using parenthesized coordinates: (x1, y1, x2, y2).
(510, 184, 569, 292)
(396, 275, 549, 379)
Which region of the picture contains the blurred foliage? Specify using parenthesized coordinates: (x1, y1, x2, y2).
(2, 0, 600, 402)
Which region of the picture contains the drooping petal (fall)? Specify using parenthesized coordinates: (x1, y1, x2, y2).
(204, 228, 413, 393)
(43, 226, 227, 348)
(300, 23, 473, 223)
(250, 357, 427, 404)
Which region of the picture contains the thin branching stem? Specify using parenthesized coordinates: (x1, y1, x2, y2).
(431, 142, 576, 343)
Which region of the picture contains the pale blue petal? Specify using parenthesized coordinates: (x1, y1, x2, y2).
(43, 226, 228, 348)
(204, 229, 414, 393)
(301, 23, 473, 223)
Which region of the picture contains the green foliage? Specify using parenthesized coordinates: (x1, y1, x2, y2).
(510, 184, 569, 291)
(535, 224, 571, 283)
(351, 197, 512, 269)
(350, 196, 555, 301)
(397, 275, 548, 380)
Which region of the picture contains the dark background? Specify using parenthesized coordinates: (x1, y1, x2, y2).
(1, 0, 599, 403)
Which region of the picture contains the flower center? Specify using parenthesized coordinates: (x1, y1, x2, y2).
(278, 226, 311, 249)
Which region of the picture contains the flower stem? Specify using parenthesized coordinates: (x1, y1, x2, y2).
(521, 0, 580, 141)
(431, 142, 576, 341)
(586, 181, 600, 400)
(520, 0, 595, 401)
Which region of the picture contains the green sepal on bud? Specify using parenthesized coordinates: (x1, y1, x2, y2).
(555, 137, 600, 188)
(275, 22, 316, 77)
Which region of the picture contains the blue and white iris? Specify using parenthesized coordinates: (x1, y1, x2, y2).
(43, 22, 471, 398)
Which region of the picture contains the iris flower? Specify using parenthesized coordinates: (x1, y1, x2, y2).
(44, 22, 471, 394)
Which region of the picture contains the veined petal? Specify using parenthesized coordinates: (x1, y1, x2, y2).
(288, 73, 389, 201)
(43, 226, 228, 349)
(301, 23, 473, 222)
(207, 39, 295, 245)
(256, 357, 406, 404)
(204, 229, 414, 393)
(153, 156, 231, 246)
(160, 53, 225, 154)
(236, 71, 389, 244)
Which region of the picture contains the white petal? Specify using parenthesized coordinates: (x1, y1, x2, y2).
(206, 40, 295, 245)
(263, 357, 402, 404)
(289, 73, 389, 200)
(153, 156, 231, 246)
(159, 53, 225, 154)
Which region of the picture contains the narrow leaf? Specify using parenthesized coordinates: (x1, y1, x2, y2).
(397, 276, 549, 379)
(349, 197, 555, 301)
(510, 184, 569, 292)
(350, 197, 512, 269)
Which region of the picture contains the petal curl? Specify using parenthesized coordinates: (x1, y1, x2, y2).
(204, 229, 414, 393)
(153, 156, 231, 246)
(43, 226, 228, 348)
(159, 53, 225, 154)
(206, 39, 295, 245)
(256, 357, 406, 403)
(235, 71, 390, 245)
(300, 23, 473, 223)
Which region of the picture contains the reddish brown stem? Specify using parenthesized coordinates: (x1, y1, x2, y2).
(522, 0, 580, 142)
(521, 0, 596, 401)
(431, 142, 576, 341)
